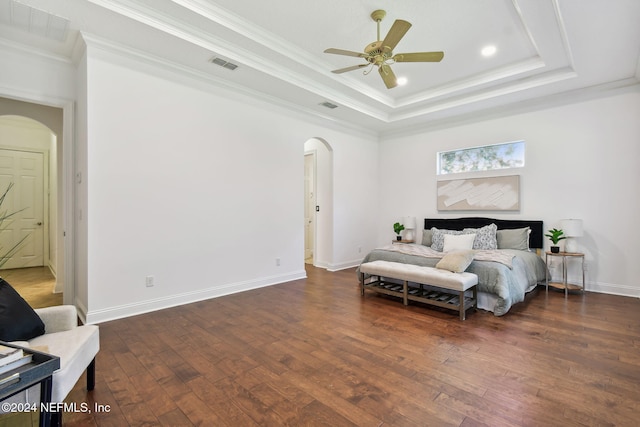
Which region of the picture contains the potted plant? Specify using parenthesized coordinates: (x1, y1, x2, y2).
(393, 222, 405, 241)
(545, 228, 566, 253)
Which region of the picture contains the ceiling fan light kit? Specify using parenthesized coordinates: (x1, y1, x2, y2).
(324, 9, 444, 89)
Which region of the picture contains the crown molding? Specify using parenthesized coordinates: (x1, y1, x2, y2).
(380, 77, 640, 139)
(0, 37, 74, 65)
(390, 67, 578, 122)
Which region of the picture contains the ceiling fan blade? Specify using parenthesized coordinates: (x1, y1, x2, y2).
(331, 64, 368, 74)
(324, 48, 367, 58)
(393, 51, 444, 62)
(378, 64, 398, 89)
(381, 19, 411, 53)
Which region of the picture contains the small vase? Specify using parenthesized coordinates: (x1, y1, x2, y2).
(550, 246, 560, 253)
(396, 236, 402, 241)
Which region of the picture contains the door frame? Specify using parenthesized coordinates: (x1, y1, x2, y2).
(0, 91, 76, 305)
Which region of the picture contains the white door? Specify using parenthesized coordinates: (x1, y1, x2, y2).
(304, 153, 315, 261)
(0, 149, 45, 269)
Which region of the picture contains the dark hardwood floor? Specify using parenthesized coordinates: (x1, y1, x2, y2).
(61, 265, 639, 426)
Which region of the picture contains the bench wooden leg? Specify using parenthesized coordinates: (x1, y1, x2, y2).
(459, 291, 465, 320)
(403, 281, 408, 306)
(473, 286, 478, 311)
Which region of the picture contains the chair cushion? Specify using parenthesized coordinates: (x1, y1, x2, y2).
(0, 278, 45, 341)
(28, 324, 100, 402)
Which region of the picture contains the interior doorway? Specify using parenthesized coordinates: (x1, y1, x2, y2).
(0, 95, 74, 307)
(303, 138, 333, 269)
(0, 109, 64, 306)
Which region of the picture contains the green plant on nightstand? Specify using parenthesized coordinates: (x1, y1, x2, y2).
(545, 228, 566, 253)
(393, 222, 405, 241)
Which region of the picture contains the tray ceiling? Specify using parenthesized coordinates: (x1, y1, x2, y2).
(1, 0, 639, 135)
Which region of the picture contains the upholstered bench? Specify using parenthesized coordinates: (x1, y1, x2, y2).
(359, 260, 478, 320)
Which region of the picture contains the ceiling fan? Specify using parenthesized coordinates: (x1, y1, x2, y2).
(324, 10, 444, 89)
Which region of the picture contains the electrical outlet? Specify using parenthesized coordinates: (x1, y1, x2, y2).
(276, 258, 281, 266)
(145, 276, 155, 287)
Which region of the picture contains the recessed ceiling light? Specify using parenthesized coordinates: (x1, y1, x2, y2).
(397, 77, 408, 86)
(481, 45, 497, 57)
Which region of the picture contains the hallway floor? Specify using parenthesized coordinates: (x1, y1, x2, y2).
(2, 266, 61, 309)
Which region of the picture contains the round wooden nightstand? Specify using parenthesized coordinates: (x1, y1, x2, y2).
(545, 251, 585, 297)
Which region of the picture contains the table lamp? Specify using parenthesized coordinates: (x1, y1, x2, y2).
(403, 216, 416, 241)
(561, 219, 583, 253)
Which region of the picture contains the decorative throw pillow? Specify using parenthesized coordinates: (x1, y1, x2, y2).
(0, 278, 45, 341)
(421, 229, 433, 246)
(430, 227, 472, 251)
(443, 233, 477, 252)
(436, 250, 475, 273)
(497, 227, 531, 250)
(463, 223, 498, 250)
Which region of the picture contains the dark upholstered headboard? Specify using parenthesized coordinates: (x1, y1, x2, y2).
(424, 217, 544, 249)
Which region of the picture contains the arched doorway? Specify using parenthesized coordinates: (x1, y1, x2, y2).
(0, 93, 76, 308)
(0, 115, 61, 306)
(303, 138, 333, 269)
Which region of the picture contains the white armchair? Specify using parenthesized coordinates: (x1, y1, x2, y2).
(30, 305, 100, 403)
(6, 305, 99, 423)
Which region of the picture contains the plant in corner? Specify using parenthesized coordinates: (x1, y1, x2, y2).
(393, 222, 405, 241)
(545, 228, 566, 253)
(0, 183, 30, 269)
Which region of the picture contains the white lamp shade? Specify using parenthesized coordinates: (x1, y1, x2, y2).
(403, 216, 416, 230)
(561, 219, 583, 237)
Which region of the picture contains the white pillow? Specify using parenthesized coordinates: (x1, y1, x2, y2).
(443, 233, 476, 252)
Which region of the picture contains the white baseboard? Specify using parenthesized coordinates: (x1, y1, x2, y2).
(326, 259, 361, 272)
(75, 299, 89, 325)
(587, 281, 640, 298)
(84, 270, 307, 324)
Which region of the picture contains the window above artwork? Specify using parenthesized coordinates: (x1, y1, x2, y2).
(437, 140, 525, 175)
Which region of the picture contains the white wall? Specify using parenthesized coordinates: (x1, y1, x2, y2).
(79, 43, 379, 322)
(379, 88, 640, 297)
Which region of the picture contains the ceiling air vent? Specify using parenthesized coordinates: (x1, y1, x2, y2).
(319, 102, 338, 109)
(210, 57, 238, 71)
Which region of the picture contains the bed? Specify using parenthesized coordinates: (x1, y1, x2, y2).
(358, 217, 548, 316)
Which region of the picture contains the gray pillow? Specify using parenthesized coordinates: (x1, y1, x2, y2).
(421, 229, 432, 246)
(496, 227, 530, 250)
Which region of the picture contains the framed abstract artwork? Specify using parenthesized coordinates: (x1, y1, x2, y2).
(437, 175, 520, 211)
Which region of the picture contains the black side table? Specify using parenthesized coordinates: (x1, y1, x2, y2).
(0, 342, 60, 427)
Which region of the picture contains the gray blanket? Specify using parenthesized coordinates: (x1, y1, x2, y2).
(358, 246, 547, 316)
